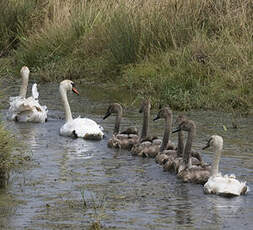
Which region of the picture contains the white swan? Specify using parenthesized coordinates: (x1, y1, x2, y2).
(203, 135, 249, 197)
(59, 80, 104, 140)
(7, 66, 48, 123)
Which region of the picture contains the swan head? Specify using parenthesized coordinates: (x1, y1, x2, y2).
(139, 98, 151, 113)
(153, 107, 172, 121)
(172, 119, 196, 133)
(59, 80, 79, 95)
(202, 135, 223, 150)
(103, 103, 122, 120)
(20, 66, 30, 80)
(176, 114, 187, 124)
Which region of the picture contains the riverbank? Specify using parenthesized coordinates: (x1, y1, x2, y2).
(0, 73, 27, 186)
(0, 122, 16, 185)
(0, 0, 252, 112)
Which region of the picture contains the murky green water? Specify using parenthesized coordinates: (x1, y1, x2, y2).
(0, 82, 253, 229)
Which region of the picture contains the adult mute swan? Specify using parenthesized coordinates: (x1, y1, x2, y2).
(202, 135, 249, 196)
(59, 80, 104, 140)
(7, 66, 48, 123)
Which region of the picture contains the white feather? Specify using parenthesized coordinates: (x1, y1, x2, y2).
(60, 117, 104, 140)
(204, 173, 249, 196)
(203, 135, 249, 196)
(7, 66, 47, 123)
(59, 80, 104, 140)
(32, 83, 39, 100)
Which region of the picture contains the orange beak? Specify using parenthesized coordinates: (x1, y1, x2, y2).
(72, 87, 79, 95)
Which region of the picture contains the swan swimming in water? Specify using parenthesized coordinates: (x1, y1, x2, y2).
(102, 103, 138, 149)
(159, 115, 185, 171)
(202, 135, 249, 197)
(169, 116, 206, 173)
(136, 107, 175, 158)
(172, 119, 210, 184)
(7, 66, 48, 123)
(131, 99, 162, 156)
(59, 80, 104, 140)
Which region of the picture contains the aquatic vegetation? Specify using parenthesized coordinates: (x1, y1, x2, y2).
(0, 0, 252, 111)
(0, 74, 30, 185)
(0, 122, 14, 182)
(78, 188, 106, 229)
(0, 121, 31, 186)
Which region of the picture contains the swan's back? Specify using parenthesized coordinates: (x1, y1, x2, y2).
(177, 166, 210, 185)
(204, 174, 248, 196)
(8, 68, 47, 123)
(60, 117, 104, 140)
(8, 95, 48, 122)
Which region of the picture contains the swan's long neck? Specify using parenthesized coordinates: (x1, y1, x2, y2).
(160, 114, 172, 152)
(60, 87, 73, 122)
(114, 110, 122, 135)
(19, 73, 29, 98)
(177, 130, 184, 157)
(183, 128, 195, 168)
(211, 145, 222, 176)
(140, 105, 150, 140)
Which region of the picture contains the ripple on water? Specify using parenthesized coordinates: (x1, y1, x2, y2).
(0, 82, 252, 230)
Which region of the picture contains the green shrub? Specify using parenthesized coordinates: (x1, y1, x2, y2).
(0, 0, 252, 111)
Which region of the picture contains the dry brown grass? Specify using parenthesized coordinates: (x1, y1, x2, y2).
(0, 0, 252, 111)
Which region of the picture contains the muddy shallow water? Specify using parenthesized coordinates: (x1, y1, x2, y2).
(0, 82, 253, 230)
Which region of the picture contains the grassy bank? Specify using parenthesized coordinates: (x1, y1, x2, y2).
(0, 0, 252, 112)
(0, 68, 24, 185)
(0, 122, 15, 184)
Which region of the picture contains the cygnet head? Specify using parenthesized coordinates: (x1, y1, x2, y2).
(139, 98, 151, 113)
(59, 80, 79, 95)
(173, 119, 196, 133)
(176, 114, 187, 124)
(202, 135, 223, 151)
(20, 66, 30, 79)
(153, 107, 172, 121)
(103, 103, 122, 120)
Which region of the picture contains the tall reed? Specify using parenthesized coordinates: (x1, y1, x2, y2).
(0, 0, 252, 111)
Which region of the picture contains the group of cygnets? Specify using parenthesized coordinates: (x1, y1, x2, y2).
(7, 66, 249, 197)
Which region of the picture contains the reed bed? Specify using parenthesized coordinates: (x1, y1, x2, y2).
(0, 0, 252, 111)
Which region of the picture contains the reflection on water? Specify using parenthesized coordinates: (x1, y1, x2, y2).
(0, 82, 252, 229)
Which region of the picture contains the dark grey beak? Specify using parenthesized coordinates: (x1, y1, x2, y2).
(202, 138, 212, 150)
(153, 115, 160, 121)
(172, 127, 181, 133)
(103, 112, 111, 120)
(202, 143, 210, 150)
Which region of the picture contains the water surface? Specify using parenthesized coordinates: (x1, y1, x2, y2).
(0, 82, 252, 230)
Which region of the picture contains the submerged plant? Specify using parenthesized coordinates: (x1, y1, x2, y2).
(78, 188, 107, 229)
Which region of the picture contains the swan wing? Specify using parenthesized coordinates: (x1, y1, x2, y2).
(8, 96, 47, 122)
(60, 117, 104, 140)
(74, 118, 104, 139)
(204, 174, 248, 196)
(32, 83, 39, 100)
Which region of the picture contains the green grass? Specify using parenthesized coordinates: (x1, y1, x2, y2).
(0, 122, 15, 180)
(0, 119, 30, 185)
(0, 0, 252, 112)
